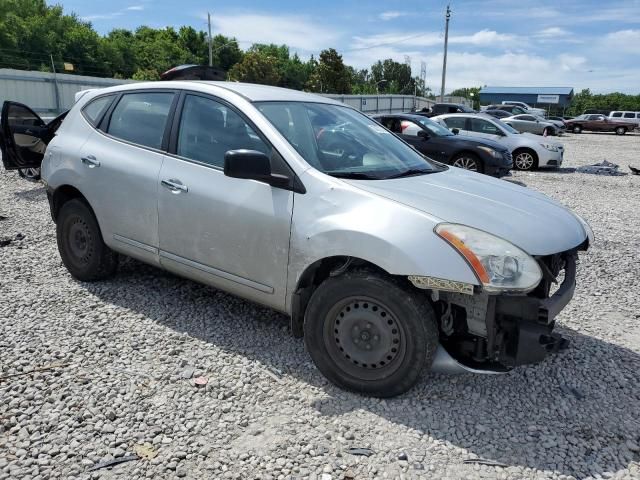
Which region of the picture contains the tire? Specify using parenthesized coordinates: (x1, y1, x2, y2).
(303, 270, 438, 397)
(513, 149, 538, 171)
(615, 126, 627, 135)
(56, 198, 118, 281)
(451, 152, 483, 173)
(572, 125, 582, 134)
(17, 168, 41, 182)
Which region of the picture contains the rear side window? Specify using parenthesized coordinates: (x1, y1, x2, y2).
(470, 118, 500, 134)
(107, 92, 174, 149)
(82, 95, 114, 126)
(443, 116, 467, 130)
(623, 112, 635, 118)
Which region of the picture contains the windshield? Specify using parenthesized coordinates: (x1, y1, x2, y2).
(574, 114, 588, 120)
(416, 117, 454, 136)
(256, 102, 443, 179)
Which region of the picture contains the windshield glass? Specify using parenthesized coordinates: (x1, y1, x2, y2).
(574, 114, 588, 120)
(256, 102, 443, 179)
(415, 117, 454, 136)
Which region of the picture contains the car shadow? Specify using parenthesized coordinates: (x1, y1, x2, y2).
(83, 258, 640, 479)
(534, 167, 577, 174)
(12, 183, 46, 202)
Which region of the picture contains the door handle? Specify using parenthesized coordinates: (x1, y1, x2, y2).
(161, 179, 188, 193)
(81, 155, 100, 168)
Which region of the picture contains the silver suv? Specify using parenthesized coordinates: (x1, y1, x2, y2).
(0, 82, 592, 396)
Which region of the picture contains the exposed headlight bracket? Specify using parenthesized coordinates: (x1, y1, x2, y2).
(408, 275, 475, 295)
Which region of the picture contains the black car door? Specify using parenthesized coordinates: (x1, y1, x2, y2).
(0, 102, 64, 170)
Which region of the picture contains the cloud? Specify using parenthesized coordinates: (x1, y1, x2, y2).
(349, 29, 518, 51)
(600, 29, 640, 54)
(82, 5, 144, 21)
(378, 11, 407, 21)
(535, 27, 570, 38)
(208, 13, 340, 53)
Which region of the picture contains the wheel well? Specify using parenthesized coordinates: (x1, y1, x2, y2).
(51, 185, 86, 222)
(513, 147, 538, 163)
(290, 256, 392, 337)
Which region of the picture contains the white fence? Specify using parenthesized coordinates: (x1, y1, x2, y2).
(0, 68, 449, 116)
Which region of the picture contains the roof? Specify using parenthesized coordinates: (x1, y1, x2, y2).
(77, 80, 343, 105)
(480, 86, 574, 95)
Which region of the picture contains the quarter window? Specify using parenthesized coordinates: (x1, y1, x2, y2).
(82, 95, 114, 126)
(107, 92, 174, 149)
(177, 94, 269, 168)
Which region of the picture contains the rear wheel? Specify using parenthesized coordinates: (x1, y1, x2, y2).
(17, 168, 41, 182)
(513, 149, 538, 170)
(615, 126, 627, 135)
(572, 125, 582, 134)
(56, 198, 118, 281)
(304, 271, 438, 397)
(452, 153, 483, 173)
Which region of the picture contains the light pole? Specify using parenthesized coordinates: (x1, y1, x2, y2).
(439, 5, 451, 103)
(469, 92, 475, 110)
(375, 79, 387, 94)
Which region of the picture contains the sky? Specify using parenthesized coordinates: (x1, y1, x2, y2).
(55, 0, 640, 93)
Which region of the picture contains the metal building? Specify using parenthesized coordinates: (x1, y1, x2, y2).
(479, 86, 574, 108)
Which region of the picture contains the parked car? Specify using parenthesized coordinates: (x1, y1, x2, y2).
(485, 104, 527, 115)
(484, 109, 512, 119)
(501, 101, 546, 116)
(0, 83, 592, 397)
(373, 113, 512, 177)
(565, 114, 636, 135)
(433, 113, 565, 170)
(414, 103, 476, 118)
(548, 116, 568, 127)
(502, 114, 561, 136)
(608, 111, 640, 129)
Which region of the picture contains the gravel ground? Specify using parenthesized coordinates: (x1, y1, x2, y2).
(1, 131, 639, 480)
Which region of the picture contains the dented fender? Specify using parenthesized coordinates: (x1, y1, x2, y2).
(285, 169, 479, 314)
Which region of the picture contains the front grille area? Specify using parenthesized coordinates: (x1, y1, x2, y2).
(532, 251, 571, 299)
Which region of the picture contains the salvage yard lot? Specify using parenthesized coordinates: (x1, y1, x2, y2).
(1, 132, 639, 480)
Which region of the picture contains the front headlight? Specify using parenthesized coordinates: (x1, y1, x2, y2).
(540, 143, 559, 152)
(435, 223, 542, 293)
(477, 146, 501, 158)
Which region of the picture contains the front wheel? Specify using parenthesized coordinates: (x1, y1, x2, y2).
(452, 153, 483, 173)
(18, 168, 41, 182)
(513, 149, 538, 170)
(304, 271, 438, 397)
(615, 126, 627, 135)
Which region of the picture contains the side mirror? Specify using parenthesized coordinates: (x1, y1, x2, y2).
(451, 128, 460, 135)
(224, 149, 290, 189)
(417, 130, 430, 140)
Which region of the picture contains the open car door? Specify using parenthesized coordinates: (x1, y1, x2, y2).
(0, 102, 65, 171)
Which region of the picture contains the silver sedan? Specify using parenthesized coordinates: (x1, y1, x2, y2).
(503, 114, 559, 136)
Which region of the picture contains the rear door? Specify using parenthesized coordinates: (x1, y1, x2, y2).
(0, 102, 59, 170)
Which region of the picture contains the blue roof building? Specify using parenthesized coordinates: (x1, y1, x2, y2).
(480, 86, 574, 108)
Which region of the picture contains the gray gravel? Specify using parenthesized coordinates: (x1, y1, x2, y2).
(1, 131, 640, 480)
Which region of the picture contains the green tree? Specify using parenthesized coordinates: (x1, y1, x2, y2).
(307, 48, 351, 94)
(228, 51, 280, 85)
(449, 87, 481, 109)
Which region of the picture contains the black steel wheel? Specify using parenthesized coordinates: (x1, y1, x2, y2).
(57, 198, 118, 281)
(304, 270, 438, 397)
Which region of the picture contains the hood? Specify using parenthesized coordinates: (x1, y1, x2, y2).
(345, 168, 587, 256)
(521, 132, 562, 146)
(447, 134, 509, 152)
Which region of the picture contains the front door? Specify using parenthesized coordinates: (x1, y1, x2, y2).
(0, 102, 63, 170)
(157, 93, 293, 310)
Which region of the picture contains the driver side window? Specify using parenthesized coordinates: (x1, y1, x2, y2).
(177, 94, 269, 168)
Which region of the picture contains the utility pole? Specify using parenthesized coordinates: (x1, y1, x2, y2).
(439, 5, 451, 103)
(207, 12, 213, 67)
(50, 54, 61, 114)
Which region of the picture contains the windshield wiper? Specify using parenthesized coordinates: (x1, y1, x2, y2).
(327, 172, 381, 180)
(385, 168, 436, 179)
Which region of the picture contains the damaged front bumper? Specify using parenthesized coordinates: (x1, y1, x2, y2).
(433, 249, 578, 373)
